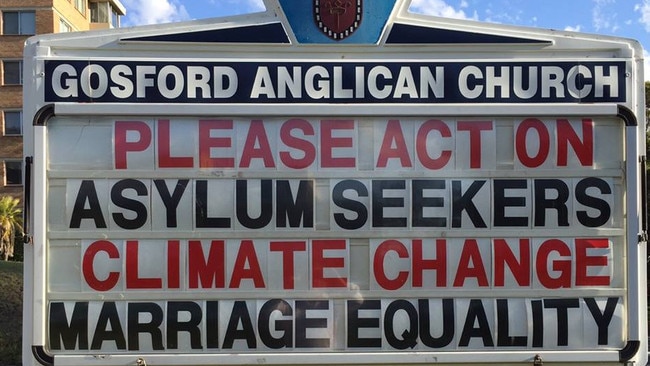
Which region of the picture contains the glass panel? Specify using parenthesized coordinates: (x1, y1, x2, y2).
(111, 8, 120, 27)
(98, 2, 109, 23)
(4, 111, 22, 135)
(3, 61, 21, 85)
(20, 11, 35, 34)
(59, 19, 71, 32)
(75, 0, 87, 13)
(4, 161, 22, 185)
(90, 2, 99, 22)
(2, 12, 18, 34)
(91, 2, 111, 23)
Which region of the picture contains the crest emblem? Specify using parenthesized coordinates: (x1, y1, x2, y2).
(314, 0, 363, 41)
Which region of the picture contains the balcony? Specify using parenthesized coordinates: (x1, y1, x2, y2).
(89, 0, 126, 29)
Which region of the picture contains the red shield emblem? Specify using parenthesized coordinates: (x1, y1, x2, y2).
(314, 0, 363, 41)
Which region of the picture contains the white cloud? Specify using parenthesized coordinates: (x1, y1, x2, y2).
(483, 6, 523, 25)
(205, 0, 265, 15)
(244, 0, 265, 12)
(564, 25, 582, 32)
(636, 0, 650, 31)
(409, 0, 478, 20)
(592, 0, 620, 33)
(121, 0, 191, 26)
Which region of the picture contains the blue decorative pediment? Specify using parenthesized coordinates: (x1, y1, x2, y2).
(120, 0, 550, 46)
(386, 23, 551, 44)
(122, 23, 289, 43)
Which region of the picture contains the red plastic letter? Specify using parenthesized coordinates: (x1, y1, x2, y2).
(82, 240, 120, 291)
(114, 121, 151, 169)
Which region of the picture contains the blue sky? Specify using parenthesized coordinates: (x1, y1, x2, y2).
(119, 0, 649, 81)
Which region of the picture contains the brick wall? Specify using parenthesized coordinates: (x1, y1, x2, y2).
(0, 0, 53, 7)
(0, 86, 22, 106)
(0, 136, 21, 156)
(0, 0, 122, 199)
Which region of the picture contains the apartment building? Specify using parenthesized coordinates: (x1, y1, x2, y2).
(0, 0, 125, 200)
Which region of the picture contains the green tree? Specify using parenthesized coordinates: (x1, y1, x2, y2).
(645, 80, 650, 121)
(646, 82, 649, 156)
(0, 196, 23, 261)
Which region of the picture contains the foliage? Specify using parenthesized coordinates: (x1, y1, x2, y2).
(0, 196, 23, 261)
(646, 82, 650, 166)
(11, 234, 24, 262)
(0, 261, 22, 365)
(646, 81, 649, 122)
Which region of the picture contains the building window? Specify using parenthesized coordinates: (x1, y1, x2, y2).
(59, 19, 72, 32)
(112, 8, 120, 28)
(75, 0, 87, 15)
(4, 160, 22, 186)
(3, 111, 21, 136)
(90, 2, 121, 28)
(2, 11, 36, 35)
(90, 2, 103, 23)
(3, 61, 22, 85)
